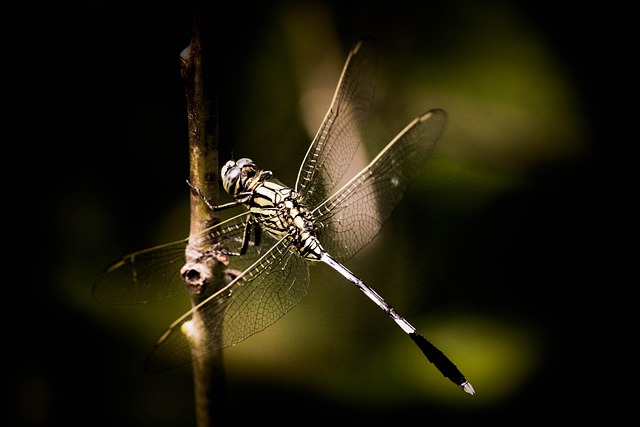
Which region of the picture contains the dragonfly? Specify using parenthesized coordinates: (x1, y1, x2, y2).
(94, 39, 474, 395)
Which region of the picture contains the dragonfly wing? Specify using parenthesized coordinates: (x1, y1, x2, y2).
(144, 233, 310, 374)
(313, 109, 446, 262)
(93, 240, 188, 304)
(93, 211, 252, 304)
(221, 238, 310, 347)
(295, 38, 376, 209)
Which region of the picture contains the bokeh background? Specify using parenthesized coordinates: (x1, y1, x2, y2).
(13, 0, 612, 425)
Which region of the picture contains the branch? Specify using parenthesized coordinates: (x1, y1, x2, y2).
(180, 11, 227, 427)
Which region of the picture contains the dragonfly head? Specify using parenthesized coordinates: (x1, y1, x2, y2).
(221, 158, 257, 195)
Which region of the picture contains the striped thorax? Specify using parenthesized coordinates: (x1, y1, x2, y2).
(221, 158, 323, 261)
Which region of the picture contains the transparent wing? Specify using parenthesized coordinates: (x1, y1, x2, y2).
(93, 240, 188, 304)
(313, 109, 446, 262)
(93, 211, 253, 304)
(95, 209, 311, 373)
(295, 38, 376, 209)
(144, 234, 310, 374)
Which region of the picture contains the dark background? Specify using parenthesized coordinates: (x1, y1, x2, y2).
(11, 1, 616, 425)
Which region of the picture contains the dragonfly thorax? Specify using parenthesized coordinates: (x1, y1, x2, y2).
(252, 181, 324, 261)
(222, 158, 324, 261)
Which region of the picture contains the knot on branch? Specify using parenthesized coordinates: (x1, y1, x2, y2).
(181, 242, 233, 295)
(181, 262, 210, 295)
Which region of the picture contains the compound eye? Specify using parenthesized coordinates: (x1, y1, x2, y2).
(221, 160, 236, 177)
(221, 160, 241, 194)
(238, 158, 256, 174)
(235, 158, 254, 168)
(237, 158, 258, 180)
(223, 168, 241, 193)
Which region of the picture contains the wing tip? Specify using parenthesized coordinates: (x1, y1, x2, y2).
(418, 108, 447, 123)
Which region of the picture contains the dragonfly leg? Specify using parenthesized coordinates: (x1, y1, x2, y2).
(239, 219, 262, 255)
(186, 179, 243, 211)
